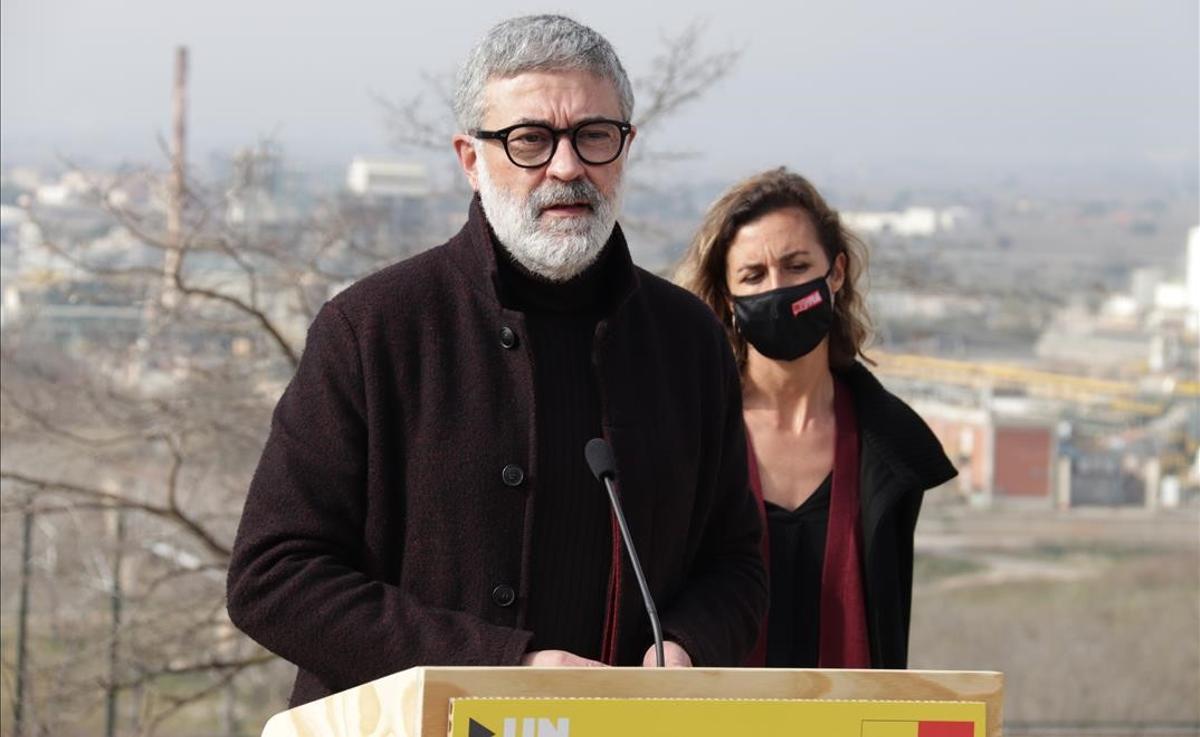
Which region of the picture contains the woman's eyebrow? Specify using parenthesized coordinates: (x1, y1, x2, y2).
(779, 248, 813, 260)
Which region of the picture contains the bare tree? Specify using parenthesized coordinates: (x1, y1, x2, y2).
(0, 155, 398, 734)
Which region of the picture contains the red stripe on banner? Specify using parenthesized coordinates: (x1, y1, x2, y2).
(918, 722, 973, 737)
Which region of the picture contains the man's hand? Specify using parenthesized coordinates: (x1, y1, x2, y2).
(642, 640, 693, 668)
(521, 650, 607, 667)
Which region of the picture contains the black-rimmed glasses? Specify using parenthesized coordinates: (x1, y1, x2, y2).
(472, 119, 633, 168)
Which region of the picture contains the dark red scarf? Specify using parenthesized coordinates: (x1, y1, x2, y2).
(744, 376, 871, 668)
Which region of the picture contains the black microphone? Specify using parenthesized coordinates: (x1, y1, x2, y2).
(584, 437, 665, 668)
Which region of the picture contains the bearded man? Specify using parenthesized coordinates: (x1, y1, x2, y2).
(227, 15, 766, 707)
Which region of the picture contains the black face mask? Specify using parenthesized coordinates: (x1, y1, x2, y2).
(731, 271, 833, 361)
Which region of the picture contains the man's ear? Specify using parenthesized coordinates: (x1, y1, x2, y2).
(452, 134, 480, 192)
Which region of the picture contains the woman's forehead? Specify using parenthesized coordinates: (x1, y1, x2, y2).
(728, 209, 824, 263)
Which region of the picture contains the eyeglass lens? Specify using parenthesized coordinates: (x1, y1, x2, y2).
(506, 122, 624, 166)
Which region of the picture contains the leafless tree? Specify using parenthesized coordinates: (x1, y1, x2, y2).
(0, 153, 415, 734)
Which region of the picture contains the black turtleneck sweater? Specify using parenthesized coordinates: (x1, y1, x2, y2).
(493, 242, 615, 659)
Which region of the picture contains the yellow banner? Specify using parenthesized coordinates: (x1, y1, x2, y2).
(449, 697, 985, 737)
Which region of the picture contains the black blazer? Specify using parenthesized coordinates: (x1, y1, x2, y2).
(841, 362, 957, 668)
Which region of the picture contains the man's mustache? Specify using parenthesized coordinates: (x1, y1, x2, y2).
(529, 180, 602, 212)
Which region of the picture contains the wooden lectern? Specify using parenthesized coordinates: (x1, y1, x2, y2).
(261, 667, 1003, 737)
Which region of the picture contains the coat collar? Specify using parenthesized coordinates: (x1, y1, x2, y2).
(448, 194, 640, 316)
(837, 361, 957, 492)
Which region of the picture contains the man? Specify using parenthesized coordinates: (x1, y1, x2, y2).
(226, 15, 766, 707)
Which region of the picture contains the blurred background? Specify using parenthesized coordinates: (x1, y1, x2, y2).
(1, 1, 1197, 735)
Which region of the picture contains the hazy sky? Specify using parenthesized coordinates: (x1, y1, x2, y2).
(2, 0, 1197, 185)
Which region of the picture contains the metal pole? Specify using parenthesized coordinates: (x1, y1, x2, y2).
(218, 614, 241, 736)
(104, 508, 126, 737)
(13, 503, 34, 737)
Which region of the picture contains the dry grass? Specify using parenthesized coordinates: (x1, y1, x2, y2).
(910, 507, 1200, 724)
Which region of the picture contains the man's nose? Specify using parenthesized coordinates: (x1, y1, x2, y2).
(545, 135, 586, 181)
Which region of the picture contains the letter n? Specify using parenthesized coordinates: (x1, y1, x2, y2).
(537, 717, 569, 737)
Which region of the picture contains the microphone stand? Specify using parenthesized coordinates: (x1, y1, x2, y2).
(599, 474, 665, 668)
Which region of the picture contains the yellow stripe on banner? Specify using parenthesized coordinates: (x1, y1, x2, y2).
(448, 697, 984, 737)
(862, 721, 920, 737)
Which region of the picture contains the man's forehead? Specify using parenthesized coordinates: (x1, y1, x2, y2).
(481, 69, 623, 124)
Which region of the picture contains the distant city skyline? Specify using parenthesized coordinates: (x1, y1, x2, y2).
(2, 0, 1197, 189)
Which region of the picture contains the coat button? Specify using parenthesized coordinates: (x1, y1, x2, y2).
(499, 326, 518, 349)
(501, 464, 525, 487)
(492, 584, 516, 607)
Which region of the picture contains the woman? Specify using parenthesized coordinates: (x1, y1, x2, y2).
(677, 168, 956, 668)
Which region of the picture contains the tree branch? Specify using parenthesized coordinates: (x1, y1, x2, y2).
(1, 471, 231, 560)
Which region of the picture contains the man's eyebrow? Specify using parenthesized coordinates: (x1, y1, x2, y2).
(573, 115, 616, 125)
(509, 117, 552, 127)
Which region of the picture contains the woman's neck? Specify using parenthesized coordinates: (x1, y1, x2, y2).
(742, 341, 835, 434)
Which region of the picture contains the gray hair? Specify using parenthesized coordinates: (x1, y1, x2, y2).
(454, 15, 635, 132)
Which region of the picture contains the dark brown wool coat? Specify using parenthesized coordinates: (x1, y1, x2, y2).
(226, 199, 767, 706)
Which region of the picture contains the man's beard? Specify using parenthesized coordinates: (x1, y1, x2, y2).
(475, 151, 623, 282)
